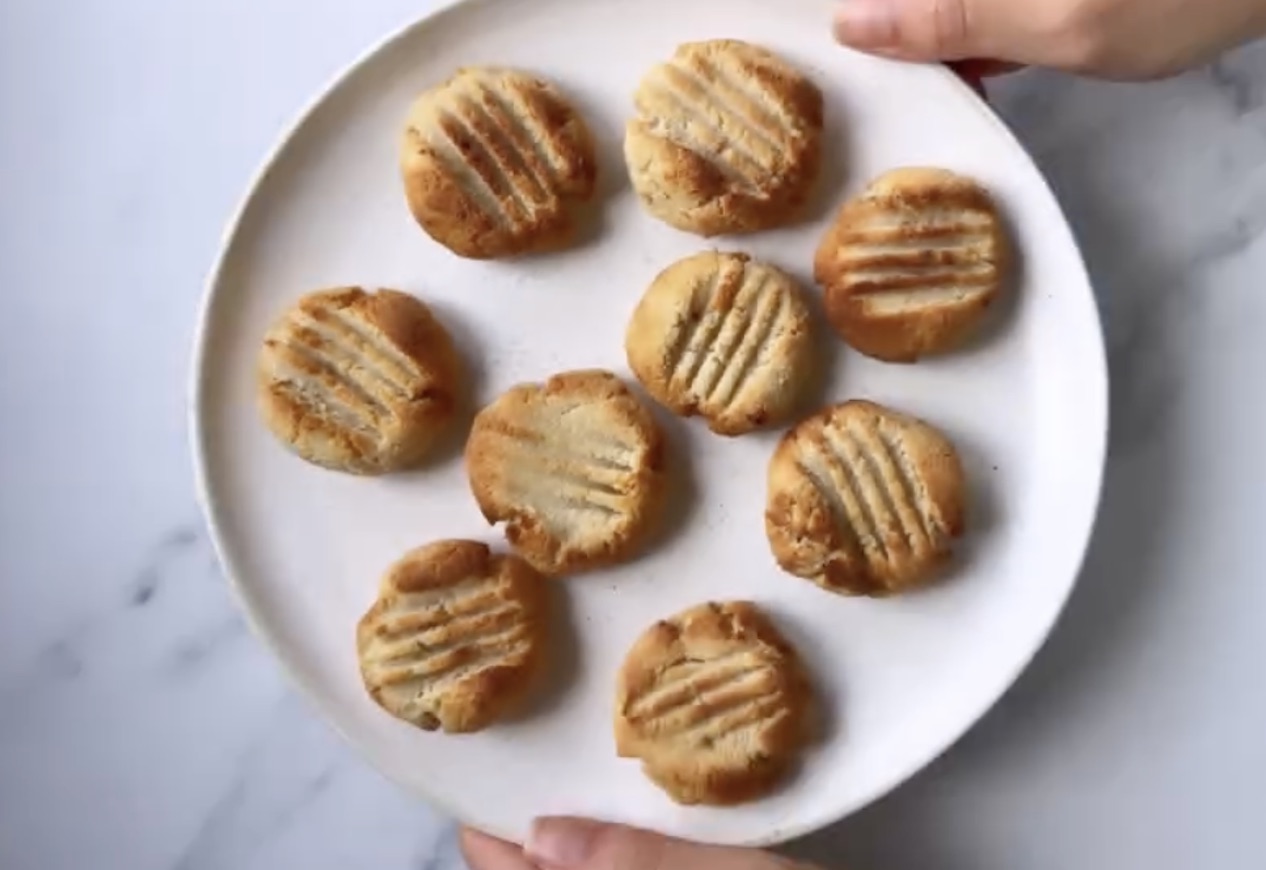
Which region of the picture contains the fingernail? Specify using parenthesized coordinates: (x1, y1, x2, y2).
(834, 1, 899, 48)
(525, 817, 602, 868)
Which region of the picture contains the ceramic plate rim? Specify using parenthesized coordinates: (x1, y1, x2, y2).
(189, 0, 1108, 846)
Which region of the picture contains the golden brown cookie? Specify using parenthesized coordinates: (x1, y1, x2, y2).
(357, 540, 549, 734)
(625, 39, 824, 236)
(615, 601, 813, 805)
(766, 400, 966, 596)
(400, 67, 598, 259)
(625, 251, 814, 436)
(814, 167, 1009, 362)
(465, 370, 666, 576)
(256, 287, 462, 474)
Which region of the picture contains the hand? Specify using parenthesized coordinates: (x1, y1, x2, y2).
(832, 0, 1266, 79)
(460, 818, 818, 870)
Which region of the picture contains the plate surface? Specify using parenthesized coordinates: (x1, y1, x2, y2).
(192, 0, 1107, 846)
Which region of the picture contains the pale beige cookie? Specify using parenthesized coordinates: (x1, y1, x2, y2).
(256, 287, 462, 474)
(625, 251, 814, 436)
(625, 39, 824, 236)
(400, 66, 598, 259)
(465, 370, 666, 576)
(615, 601, 813, 806)
(814, 167, 1009, 362)
(357, 540, 549, 734)
(766, 400, 966, 596)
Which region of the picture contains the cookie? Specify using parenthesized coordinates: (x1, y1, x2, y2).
(814, 167, 1009, 362)
(465, 370, 666, 576)
(256, 287, 462, 474)
(400, 67, 598, 259)
(766, 400, 966, 596)
(625, 39, 824, 236)
(357, 540, 549, 734)
(614, 601, 813, 805)
(625, 251, 814, 436)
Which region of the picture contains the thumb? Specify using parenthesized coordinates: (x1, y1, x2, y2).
(525, 817, 813, 870)
(833, 0, 1003, 62)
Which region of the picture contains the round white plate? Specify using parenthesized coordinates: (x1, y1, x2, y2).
(192, 0, 1107, 847)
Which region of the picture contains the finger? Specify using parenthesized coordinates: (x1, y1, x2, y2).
(949, 59, 1025, 79)
(525, 817, 809, 870)
(834, 0, 1036, 63)
(461, 827, 539, 870)
(947, 59, 1024, 99)
(951, 65, 988, 98)
(834, 0, 975, 59)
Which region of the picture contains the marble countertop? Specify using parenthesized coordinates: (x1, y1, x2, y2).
(3, 1, 1266, 868)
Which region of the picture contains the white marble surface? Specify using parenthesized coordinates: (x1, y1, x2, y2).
(2, 1, 1266, 868)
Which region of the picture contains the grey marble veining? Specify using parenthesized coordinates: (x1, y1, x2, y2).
(2, 2, 1266, 869)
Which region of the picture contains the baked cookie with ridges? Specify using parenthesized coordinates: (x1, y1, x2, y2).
(615, 601, 813, 805)
(625, 251, 814, 436)
(357, 540, 549, 734)
(465, 370, 666, 576)
(766, 400, 966, 596)
(814, 167, 1009, 362)
(400, 66, 598, 259)
(256, 287, 462, 474)
(625, 39, 824, 236)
